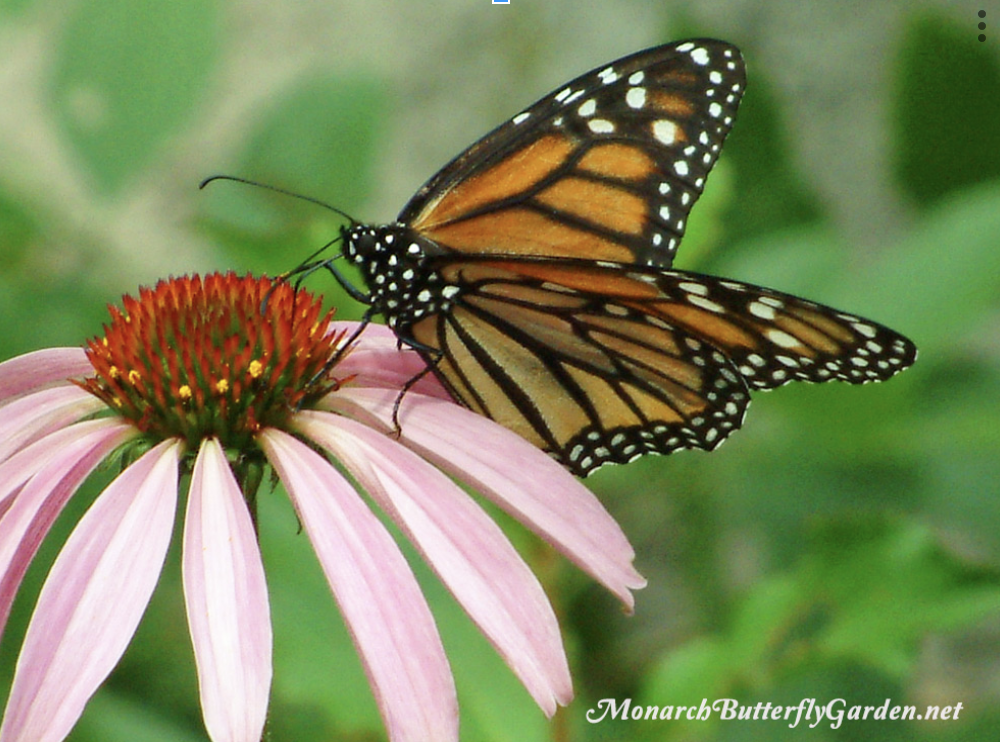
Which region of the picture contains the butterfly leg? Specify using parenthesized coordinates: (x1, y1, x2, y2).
(389, 361, 439, 438)
(388, 333, 445, 438)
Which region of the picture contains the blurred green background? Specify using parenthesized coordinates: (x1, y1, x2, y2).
(2, 0, 999, 740)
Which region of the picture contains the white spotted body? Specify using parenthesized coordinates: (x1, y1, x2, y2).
(342, 225, 461, 332)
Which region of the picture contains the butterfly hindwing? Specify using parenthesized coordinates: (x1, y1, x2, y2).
(399, 256, 915, 475)
(399, 40, 746, 269)
(646, 271, 918, 389)
(407, 257, 750, 475)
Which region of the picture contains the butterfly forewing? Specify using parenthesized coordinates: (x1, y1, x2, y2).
(399, 40, 746, 269)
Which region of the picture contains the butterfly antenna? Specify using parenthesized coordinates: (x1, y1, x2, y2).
(203, 175, 359, 308)
(199, 174, 357, 225)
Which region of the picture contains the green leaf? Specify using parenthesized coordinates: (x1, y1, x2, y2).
(0, 191, 42, 353)
(718, 69, 823, 242)
(49, 0, 217, 194)
(893, 13, 1000, 206)
(639, 517, 1000, 729)
(804, 517, 1000, 676)
(198, 74, 385, 294)
(70, 687, 206, 742)
(0, 0, 34, 15)
(240, 74, 385, 213)
(843, 183, 1000, 355)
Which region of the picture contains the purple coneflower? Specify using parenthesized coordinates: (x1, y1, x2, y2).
(0, 272, 645, 742)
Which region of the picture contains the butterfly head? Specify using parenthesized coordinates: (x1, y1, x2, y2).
(341, 224, 375, 263)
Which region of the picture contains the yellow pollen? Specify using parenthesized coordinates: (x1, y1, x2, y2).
(109, 366, 120, 379)
(249, 360, 264, 379)
(178, 385, 192, 400)
(215, 379, 229, 394)
(127, 369, 141, 384)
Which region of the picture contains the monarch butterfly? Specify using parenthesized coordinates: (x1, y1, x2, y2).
(315, 39, 917, 476)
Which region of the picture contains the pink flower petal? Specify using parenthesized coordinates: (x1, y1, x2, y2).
(0, 348, 92, 404)
(333, 323, 449, 399)
(0, 386, 106, 465)
(0, 439, 181, 742)
(326, 386, 646, 608)
(258, 428, 458, 742)
(183, 439, 272, 742)
(0, 419, 137, 642)
(295, 410, 573, 715)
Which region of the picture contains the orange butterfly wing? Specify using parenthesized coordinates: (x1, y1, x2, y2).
(399, 40, 746, 268)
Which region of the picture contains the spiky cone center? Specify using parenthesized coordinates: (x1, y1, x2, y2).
(79, 273, 348, 452)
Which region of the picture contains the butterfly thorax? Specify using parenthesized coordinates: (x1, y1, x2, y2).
(342, 223, 461, 332)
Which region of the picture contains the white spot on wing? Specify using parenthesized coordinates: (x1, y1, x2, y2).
(690, 47, 710, 65)
(748, 301, 776, 320)
(588, 118, 615, 134)
(688, 295, 726, 313)
(625, 87, 646, 109)
(679, 281, 708, 296)
(766, 328, 801, 349)
(853, 322, 877, 338)
(652, 119, 678, 145)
